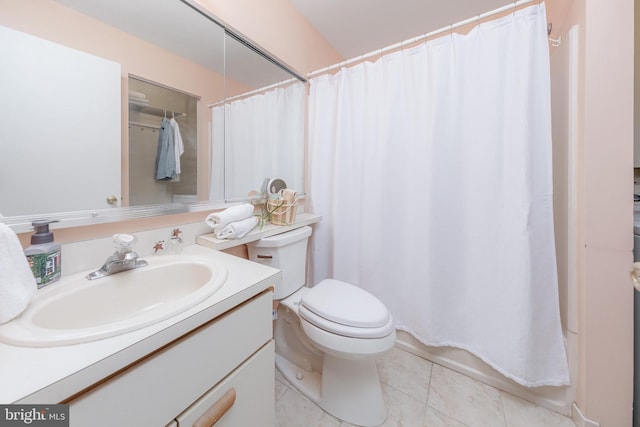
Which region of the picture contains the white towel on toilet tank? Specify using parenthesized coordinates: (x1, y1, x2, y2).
(205, 203, 255, 230)
(0, 223, 37, 324)
(215, 216, 258, 240)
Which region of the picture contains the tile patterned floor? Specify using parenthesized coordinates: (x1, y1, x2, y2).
(275, 347, 576, 427)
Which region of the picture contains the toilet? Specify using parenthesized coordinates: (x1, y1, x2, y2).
(247, 226, 396, 427)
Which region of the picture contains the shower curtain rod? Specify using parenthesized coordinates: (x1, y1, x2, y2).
(207, 78, 299, 108)
(307, 0, 539, 78)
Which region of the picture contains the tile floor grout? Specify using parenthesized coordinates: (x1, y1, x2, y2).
(275, 346, 576, 427)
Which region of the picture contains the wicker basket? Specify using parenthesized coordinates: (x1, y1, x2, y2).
(267, 199, 297, 225)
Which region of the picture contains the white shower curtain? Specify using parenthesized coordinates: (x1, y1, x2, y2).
(308, 3, 570, 387)
(210, 83, 305, 201)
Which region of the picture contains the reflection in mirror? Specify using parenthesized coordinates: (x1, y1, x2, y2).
(0, 24, 122, 217)
(214, 33, 306, 202)
(0, 0, 224, 228)
(128, 76, 199, 206)
(0, 0, 305, 231)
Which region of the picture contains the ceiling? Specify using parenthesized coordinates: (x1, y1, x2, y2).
(289, 0, 515, 59)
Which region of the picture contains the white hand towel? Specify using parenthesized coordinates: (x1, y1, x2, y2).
(0, 223, 37, 324)
(215, 216, 258, 240)
(205, 204, 255, 230)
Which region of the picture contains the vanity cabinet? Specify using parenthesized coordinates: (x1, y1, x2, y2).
(175, 341, 274, 426)
(67, 290, 274, 427)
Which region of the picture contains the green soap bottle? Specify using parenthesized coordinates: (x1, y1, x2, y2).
(24, 219, 61, 288)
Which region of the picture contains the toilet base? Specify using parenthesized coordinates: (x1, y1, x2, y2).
(276, 353, 387, 427)
(276, 353, 322, 403)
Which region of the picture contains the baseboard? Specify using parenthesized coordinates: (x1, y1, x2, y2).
(394, 330, 573, 415)
(571, 403, 600, 427)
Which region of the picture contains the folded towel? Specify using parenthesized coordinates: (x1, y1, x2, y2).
(128, 98, 150, 106)
(0, 223, 37, 324)
(205, 204, 255, 230)
(215, 216, 258, 240)
(128, 90, 147, 99)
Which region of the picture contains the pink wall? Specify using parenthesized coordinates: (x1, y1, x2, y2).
(553, 0, 635, 425)
(192, 0, 343, 75)
(581, 0, 634, 424)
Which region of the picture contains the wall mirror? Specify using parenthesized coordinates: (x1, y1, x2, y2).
(215, 33, 306, 202)
(0, 0, 305, 232)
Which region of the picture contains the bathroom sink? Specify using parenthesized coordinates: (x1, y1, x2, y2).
(0, 255, 227, 347)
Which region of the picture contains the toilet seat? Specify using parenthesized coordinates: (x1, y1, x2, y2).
(299, 279, 394, 339)
(299, 305, 394, 338)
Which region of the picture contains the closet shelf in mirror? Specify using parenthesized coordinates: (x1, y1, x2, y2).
(129, 104, 186, 118)
(129, 120, 161, 130)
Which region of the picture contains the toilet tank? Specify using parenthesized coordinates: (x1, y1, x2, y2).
(247, 226, 312, 300)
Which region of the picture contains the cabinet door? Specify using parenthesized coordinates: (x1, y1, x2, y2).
(177, 340, 274, 427)
(68, 292, 272, 427)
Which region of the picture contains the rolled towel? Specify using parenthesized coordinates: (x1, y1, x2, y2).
(0, 223, 37, 324)
(215, 216, 258, 240)
(128, 90, 147, 99)
(205, 203, 255, 230)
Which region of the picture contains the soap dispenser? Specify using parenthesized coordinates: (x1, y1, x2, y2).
(24, 219, 61, 288)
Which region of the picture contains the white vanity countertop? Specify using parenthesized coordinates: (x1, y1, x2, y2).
(0, 245, 281, 404)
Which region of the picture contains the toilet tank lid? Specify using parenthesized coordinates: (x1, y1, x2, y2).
(247, 225, 312, 248)
(301, 279, 391, 328)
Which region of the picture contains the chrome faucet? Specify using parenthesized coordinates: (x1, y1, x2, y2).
(86, 234, 148, 280)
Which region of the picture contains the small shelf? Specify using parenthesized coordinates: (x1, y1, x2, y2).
(196, 213, 322, 251)
(129, 103, 186, 118)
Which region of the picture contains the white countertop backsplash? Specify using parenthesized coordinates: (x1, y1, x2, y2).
(61, 221, 214, 277)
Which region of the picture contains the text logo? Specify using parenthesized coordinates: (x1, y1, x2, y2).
(0, 405, 68, 426)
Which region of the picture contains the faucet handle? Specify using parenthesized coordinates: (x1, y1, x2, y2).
(113, 233, 137, 254)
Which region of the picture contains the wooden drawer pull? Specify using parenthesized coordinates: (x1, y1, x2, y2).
(193, 388, 236, 427)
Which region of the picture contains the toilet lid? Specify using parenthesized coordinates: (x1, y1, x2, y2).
(300, 279, 391, 329)
(299, 304, 394, 339)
